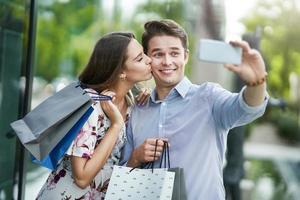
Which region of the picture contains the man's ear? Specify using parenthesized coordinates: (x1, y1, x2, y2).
(184, 49, 189, 64)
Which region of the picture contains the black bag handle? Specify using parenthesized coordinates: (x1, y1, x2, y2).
(130, 139, 171, 173)
(129, 139, 159, 173)
(159, 140, 170, 169)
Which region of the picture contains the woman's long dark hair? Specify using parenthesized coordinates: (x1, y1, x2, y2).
(79, 32, 135, 92)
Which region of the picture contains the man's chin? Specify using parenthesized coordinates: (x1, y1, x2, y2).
(157, 79, 179, 87)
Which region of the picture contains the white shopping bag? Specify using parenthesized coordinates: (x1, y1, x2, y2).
(105, 165, 175, 200)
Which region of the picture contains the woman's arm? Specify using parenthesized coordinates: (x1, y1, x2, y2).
(71, 92, 124, 189)
(71, 123, 122, 189)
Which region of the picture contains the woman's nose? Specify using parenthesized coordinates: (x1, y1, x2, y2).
(145, 55, 152, 64)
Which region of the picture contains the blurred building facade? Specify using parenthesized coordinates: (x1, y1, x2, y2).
(185, 0, 231, 88)
(0, 0, 35, 199)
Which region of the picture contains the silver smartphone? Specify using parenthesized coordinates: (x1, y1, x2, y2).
(198, 39, 242, 65)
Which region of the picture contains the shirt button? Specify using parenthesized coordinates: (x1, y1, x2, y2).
(159, 124, 163, 128)
(162, 102, 166, 106)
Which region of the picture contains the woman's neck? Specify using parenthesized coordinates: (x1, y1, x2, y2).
(109, 81, 132, 105)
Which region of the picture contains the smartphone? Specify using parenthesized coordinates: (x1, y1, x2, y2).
(198, 39, 242, 65)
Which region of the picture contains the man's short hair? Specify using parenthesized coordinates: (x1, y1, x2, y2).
(142, 19, 189, 54)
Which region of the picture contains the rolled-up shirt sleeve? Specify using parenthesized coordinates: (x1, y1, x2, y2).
(211, 83, 269, 130)
(238, 86, 269, 114)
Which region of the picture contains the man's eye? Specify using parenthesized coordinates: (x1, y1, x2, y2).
(171, 52, 179, 56)
(137, 57, 143, 62)
(153, 53, 163, 58)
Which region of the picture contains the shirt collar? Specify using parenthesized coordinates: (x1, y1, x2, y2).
(174, 76, 192, 98)
(150, 77, 192, 103)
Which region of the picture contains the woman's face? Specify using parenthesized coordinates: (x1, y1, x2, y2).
(123, 39, 152, 83)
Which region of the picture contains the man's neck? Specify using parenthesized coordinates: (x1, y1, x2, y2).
(155, 77, 185, 100)
(156, 86, 174, 100)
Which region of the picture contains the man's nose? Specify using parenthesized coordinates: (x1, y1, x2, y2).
(162, 55, 172, 66)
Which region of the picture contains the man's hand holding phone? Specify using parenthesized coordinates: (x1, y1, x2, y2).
(198, 39, 267, 87)
(198, 39, 242, 65)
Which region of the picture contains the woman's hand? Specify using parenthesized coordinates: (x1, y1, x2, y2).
(100, 90, 123, 127)
(72, 90, 125, 188)
(225, 40, 268, 86)
(135, 88, 151, 106)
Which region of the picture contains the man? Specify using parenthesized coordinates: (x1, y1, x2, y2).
(120, 19, 268, 200)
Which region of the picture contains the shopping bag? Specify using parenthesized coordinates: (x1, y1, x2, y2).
(144, 140, 187, 200)
(105, 165, 175, 200)
(168, 168, 187, 200)
(32, 106, 94, 170)
(10, 82, 111, 160)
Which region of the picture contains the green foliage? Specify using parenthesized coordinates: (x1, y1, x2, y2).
(242, 0, 300, 100)
(242, 0, 300, 143)
(36, 0, 96, 81)
(246, 160, 281, 185)
(268, 108, 300, 143)
(136, 0, 184, 23)
(35, 0, 195, 81)
(245, 159, 291, 200)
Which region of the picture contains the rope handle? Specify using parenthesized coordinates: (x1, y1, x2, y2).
(77, 82, 112, 101)
(130, 139, 170, 174)
(159, 141, 170, 169)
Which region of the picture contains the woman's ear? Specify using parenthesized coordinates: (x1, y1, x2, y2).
(119, 73, 127, 81)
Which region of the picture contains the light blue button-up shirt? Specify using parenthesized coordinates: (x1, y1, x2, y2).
(120, 77, 268, 200)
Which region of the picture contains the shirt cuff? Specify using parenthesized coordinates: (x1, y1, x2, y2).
(238, 86, 269, 114)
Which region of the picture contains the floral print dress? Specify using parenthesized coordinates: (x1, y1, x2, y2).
(36, 88, 130, 200)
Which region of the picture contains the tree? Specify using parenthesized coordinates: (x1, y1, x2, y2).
(35, 0, 193, 81)
(242, 0, 300, 143)
(242, 0, 300, 100)
(36, 0, 97, 81)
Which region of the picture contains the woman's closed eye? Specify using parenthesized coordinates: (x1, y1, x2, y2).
(137, 56, 143, 62)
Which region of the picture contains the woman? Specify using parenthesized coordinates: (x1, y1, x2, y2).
(36, 32, 152, 199)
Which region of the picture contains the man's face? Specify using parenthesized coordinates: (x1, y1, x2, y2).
(147, 35, 188, 89)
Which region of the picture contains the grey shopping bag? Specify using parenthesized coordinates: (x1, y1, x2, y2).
(168, 168, 187, 200)
(10, 82, 92, 160)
